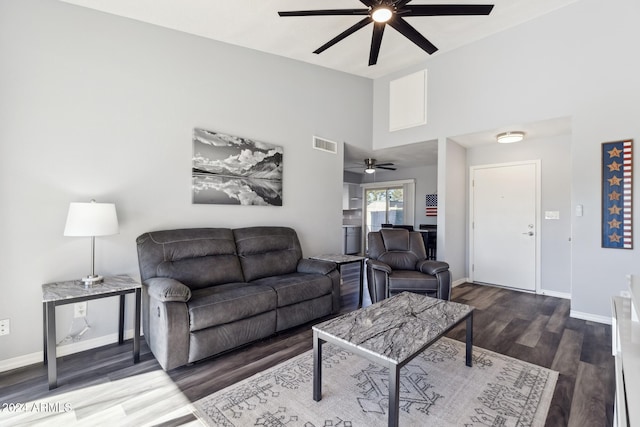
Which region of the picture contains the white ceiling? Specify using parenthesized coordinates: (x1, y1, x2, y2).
(60, 0, 578, 79)
(59, 0, 576, 173)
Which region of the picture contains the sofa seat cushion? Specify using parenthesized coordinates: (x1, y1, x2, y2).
(252, 273, 333, 307)
(388, 270, 438, 293)
(188, 283, 276, 332)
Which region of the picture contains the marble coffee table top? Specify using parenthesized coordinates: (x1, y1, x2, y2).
(313, 292, 473, 364)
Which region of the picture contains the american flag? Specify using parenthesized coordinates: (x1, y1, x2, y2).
(426, 194, 437, 216)
(602, 140, 633, 249)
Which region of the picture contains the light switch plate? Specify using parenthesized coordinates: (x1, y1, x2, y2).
(545, 211, 560, 220)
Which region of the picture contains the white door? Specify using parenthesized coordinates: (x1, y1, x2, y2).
(471, 161, 539, 291)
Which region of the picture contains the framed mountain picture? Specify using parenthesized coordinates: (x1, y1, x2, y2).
(192, 128, 283, 206)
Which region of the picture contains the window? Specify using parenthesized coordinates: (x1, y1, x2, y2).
(365, 187, 404, 233)
(361, 180, 416, 248)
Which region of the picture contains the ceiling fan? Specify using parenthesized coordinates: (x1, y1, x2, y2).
(363, 158, 396, 173)
(278, 1, 494, 66)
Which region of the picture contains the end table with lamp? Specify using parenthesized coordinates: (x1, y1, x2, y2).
(41, 199, 140, 389)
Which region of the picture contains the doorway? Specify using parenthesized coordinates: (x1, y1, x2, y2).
(469, 161, 540, 292)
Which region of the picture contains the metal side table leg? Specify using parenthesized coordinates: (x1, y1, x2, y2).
(45, 301, 57, 389)
(134, 288, 141, 362)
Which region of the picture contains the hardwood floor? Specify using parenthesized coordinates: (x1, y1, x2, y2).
(0, 265, 615, 426)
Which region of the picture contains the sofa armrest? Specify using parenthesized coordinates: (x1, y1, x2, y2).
(417, 260, 449, 275)
(297, 258, 337, 275)
(367, 259, 392, 274)
(145, 277, 192, 302)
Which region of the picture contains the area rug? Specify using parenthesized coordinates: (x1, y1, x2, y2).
(193, 337, 558, 427)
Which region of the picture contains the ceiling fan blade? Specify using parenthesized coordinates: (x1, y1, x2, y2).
(278, 9, 369, 17)
(375, 162, 395, 167)
(404, 5, 494, 16)
(377, 166, 397, 170)
(388, 17, 438, 54)
(314, 17, 372, 54)
(394, 0, 414, 8)
(360, 0, 376, 6)
(369, 22, 386, 66)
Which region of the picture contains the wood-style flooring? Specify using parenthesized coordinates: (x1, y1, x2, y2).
(0, 264, 615, 426)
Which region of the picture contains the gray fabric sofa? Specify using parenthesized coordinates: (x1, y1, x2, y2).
(136, 226, 340, 370)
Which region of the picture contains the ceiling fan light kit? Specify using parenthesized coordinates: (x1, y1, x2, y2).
(496, 131, 525, 144)
(278, 1, 494, 66)
(371, 6, 393, 23)
(364, 158, 396, 174)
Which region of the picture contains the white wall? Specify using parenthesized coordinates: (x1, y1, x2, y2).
(439, 138, 467, 283)
(372, 0, 640, 319)
(0, 0, 372, 364)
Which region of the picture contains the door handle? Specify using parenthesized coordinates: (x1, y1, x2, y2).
(522, 231, 534, 236)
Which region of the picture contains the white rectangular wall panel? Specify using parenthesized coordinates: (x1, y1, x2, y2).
(389, 70, 427, 131)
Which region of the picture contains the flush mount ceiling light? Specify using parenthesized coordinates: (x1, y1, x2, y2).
(496, 131, 525, 144)
(371, 6, 393, 23)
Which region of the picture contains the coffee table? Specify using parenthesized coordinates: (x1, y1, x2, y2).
(312, 292, 474, 427)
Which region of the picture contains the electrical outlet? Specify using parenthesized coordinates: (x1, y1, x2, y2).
(74, 302, 88, 318)
(0, 318, 9, 336)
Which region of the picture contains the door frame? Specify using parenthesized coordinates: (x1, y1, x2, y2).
(468, 160, 541, 293)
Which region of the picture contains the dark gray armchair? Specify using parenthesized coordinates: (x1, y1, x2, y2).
(366, 228, 451, 303)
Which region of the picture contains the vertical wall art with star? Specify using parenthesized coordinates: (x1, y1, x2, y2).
(602, 139, 633, 249)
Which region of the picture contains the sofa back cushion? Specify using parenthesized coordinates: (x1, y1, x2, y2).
(136, 228, 244, 289)
(233, 227, 302, 282)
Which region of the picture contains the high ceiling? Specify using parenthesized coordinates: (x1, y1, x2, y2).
(59, 1, 577, 173)
(61, 0, 578, 79)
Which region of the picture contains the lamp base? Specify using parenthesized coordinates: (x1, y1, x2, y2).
(81, 275, 104, 286)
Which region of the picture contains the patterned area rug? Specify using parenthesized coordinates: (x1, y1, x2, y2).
(193, 337, 558, 427)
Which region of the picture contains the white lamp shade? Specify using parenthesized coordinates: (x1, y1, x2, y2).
(64, 202, 119, 237)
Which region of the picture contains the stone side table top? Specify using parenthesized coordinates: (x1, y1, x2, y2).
(310, 254, 365, 264)
(42, 274, 140, 302)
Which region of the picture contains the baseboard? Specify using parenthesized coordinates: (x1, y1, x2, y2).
(0, 329, 138, 373)
(539, 289, 571, 299)
(452, 278, 468, 287)
(570, 310, 612, 325)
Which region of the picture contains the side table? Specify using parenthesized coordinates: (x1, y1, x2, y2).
(310, 254, 366, 308)
(42, 274, 141, 389)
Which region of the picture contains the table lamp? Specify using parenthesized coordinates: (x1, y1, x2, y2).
(64, 200, 119, 286)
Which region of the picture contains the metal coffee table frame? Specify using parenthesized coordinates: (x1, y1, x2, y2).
(312, 292, 473, 427)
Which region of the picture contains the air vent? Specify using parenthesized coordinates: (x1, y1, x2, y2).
(312, 136, 337, 154)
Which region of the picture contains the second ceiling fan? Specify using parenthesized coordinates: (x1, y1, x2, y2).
(279, 1, 494, 66)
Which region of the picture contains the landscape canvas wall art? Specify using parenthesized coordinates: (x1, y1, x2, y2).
(192, 128, 283, 205)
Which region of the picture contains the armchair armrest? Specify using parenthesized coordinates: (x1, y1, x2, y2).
(417, 260, 449, 275)
(297, 258, 337, 275)
(367, 259, 392, 274)
(145, 277, 192, 302)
